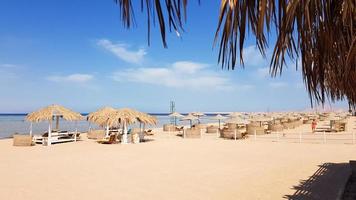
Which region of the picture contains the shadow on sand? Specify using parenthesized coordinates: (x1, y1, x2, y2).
(284, 163, 350, 200)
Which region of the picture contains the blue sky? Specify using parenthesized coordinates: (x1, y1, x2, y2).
(0, 0, 347, 113)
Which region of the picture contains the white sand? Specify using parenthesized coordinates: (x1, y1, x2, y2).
(0, 118, 355, 200)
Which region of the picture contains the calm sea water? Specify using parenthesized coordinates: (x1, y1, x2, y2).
(0, 114, 217, 139)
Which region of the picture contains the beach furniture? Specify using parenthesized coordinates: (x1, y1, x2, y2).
(144, 129, 154, 136)
(221, 129, 243, 140)
(268, 123, 284, 132)
(34, 131, 79, 145)
(97, 134, 118, 144)
(26, 104, 83, 146)
(246, 123, 265, 135)
(206, 125, 219, 133)
(183, 128, 201, 138)
(13, 134, 35, 146)
(163, 124, 176, 131)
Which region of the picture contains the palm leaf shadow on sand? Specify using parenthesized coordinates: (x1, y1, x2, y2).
(284, 163, 350, 200)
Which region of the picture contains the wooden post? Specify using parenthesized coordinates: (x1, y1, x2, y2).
(29, 122, 33, 137)
(75, 121, 78, 142)
(234, 129, 237, 140)
(105, 124, 109, 138)
(47, 122, 52, 146)
(200, 129, 203, 138)
(122, 120, 128, 144)
(254, 130, 257, 141)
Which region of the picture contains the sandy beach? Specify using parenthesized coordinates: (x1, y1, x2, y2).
(1, 119, 355, 200)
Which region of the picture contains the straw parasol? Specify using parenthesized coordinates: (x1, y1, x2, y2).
(106, 108, 145, 144)
(191, 112, 205, 124)
(169, 112, 184, 126)
(211, 114, 227, 129)
(87, 107, 116, 137)
(182, 114, 198, 128)
(225, 117, 249, 125)
(26, 104, 83, 146)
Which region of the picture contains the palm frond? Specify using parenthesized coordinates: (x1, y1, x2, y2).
(114, 0, 356, 107)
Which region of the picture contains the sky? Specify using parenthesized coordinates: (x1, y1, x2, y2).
(0, 0, 348, 113)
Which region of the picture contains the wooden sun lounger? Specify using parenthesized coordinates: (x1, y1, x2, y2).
(34, 131, 80, 145)
(97, 134, 118, 144)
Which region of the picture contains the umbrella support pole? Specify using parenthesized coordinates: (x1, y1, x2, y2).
(75, 121, 78, 142)
(47, 122, 52, 146)
(234, 129, 237, 140)
(29, 122, 33, 137)
(254, 130, 257, 141)
(122, 120, 128, 144)
(105, 125, 109, 138)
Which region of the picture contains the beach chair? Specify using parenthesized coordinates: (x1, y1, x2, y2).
(97, 134, 118, 144)
(144, 129, 154, 136)
(13, 134, 35, 146)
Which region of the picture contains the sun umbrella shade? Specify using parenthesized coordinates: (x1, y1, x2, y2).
(250, 116, 273, 122)
(225, 117, 249, 124)
(191, 112, 205, 117)
(87, 107, 116, 126)
(211, 114, 227, 120)
(169, 112, 184, 118)
(26, 104, 83, 122)
(182, 114, 198, 121)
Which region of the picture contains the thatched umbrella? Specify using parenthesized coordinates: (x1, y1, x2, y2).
(225, 117, 249, 125)
(87, 107, 116, 137)
(106, 108, 142, 144)
(211, 114, 227, 129)
(169, 112, 184, 126)
(26, 104, 83, 146)
(192, 112, 205, 124)
(182, 114, 198, 128)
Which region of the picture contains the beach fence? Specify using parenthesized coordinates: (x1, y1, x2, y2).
(251, 130, 356, 145)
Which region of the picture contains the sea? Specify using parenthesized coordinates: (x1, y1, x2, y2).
(0, 113, 219, 139)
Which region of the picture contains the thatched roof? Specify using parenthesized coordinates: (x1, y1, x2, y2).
(225, 117, 249, 124)
(26, 104, 83, 122)
(191, 112, 205, 117)
(104, 108, 157, 127)
(212, 114, 227, 120)
(87, 107, 116, 126)
(182, 114, 198, 121)
(169, 112, 184, 118)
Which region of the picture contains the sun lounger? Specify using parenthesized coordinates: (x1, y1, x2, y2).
(34, 131, 79, 145)
(97, 134, 118, 144)
(144, 129, 154, 136)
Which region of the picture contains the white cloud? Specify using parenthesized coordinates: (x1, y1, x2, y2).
(97, 39, 146, 64)
(242, 46, 267, 67)
(112, 61, 233, 91)
(256, 67, 270, 77)
(0, 64, 17, 68)
(47, 74, 93, 83)
(269, 82, 288, 88)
